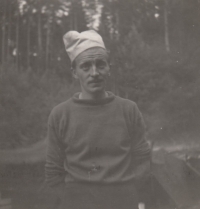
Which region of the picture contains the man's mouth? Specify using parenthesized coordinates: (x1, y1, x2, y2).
(89, 80, 102, 84)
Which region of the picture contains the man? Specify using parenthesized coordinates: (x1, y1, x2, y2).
(45, 30, 150, 209)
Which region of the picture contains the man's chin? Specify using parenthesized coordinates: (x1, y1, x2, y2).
(89, 87, 105, 94)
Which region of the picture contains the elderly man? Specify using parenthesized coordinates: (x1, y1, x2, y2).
(45, 30, 150, 209)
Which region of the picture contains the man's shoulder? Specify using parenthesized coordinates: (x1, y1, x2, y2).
(50, 97, 73, 118)
(114, 95, 142, 117)
(115, 95, 137, 108)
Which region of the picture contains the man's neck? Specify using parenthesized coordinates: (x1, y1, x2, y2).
(79, 91, 108, 100)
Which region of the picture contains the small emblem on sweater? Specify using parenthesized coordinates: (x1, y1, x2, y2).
(88, 162, 101, 181)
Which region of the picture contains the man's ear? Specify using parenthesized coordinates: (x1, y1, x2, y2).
(108, 63, 112, 76)
(72, 68, 78, 79)
(108, 69, 111, 76)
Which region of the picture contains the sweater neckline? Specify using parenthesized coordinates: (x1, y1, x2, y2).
(72, 91, 115, 105)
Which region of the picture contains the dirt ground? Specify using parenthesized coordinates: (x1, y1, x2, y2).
(1, 145, 200, 209)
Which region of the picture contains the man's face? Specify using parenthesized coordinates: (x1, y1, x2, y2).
(73, 47, 110, 97)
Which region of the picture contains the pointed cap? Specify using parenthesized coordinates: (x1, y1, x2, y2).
(63, 30, 106, 63)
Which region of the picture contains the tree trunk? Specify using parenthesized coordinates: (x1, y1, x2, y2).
(1, 0, 6, 76)
(16, 8, 20, 71)
(178, 0, 184, 55)
(50, 14, 55, 72)
(114, 2, 119, 41)
(7, 0, 11, 64)
(45, 12, 51, 74)
(37, 0, 43, 73)
(70, 0, 78, 30)
(70, 2, 74, 30)
(164, 0, 170, 52)
(74, 2, 77, 31)
(27, 10, 31, 70)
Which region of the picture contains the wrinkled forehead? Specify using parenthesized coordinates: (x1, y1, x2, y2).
(74, 47, 108, 65)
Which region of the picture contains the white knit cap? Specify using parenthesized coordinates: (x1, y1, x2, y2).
(63, 30, 106, 63)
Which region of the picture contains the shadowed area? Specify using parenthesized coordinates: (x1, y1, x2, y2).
(0, 140, 46, 164)
(1, 143, 200, 209)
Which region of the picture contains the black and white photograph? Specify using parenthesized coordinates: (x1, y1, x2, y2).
(0, 0, 200, 209)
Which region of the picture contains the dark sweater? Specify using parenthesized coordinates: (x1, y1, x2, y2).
(45, 92, 150, 208)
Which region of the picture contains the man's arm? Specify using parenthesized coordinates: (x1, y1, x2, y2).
(45, 114, 66, 198)
(132, 104, 151, 188)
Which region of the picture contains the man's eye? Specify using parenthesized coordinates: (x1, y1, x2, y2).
(81, 63, 90, 70)
(96, 61, 106, 69)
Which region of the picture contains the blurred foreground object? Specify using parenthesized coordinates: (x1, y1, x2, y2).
(1, 142, 200, 208)
(0, 192, 12, 209)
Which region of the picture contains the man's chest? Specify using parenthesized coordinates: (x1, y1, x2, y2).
(59, 109, 132, 152)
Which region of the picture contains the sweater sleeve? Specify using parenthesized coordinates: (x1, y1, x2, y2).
(132, 104, 151, 186)
(45, 112, 66, 197)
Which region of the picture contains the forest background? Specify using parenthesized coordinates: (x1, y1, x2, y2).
(1, 0, 200, 150)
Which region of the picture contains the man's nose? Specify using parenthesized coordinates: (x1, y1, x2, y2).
(91, 64, 99, 77)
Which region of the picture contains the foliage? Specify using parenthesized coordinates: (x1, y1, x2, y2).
(0, 67, 74, 148)
(1, 0, 200, 148)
